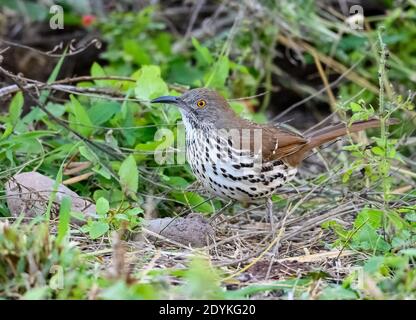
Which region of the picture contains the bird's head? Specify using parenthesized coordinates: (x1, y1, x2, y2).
(151, 88, 235, 127)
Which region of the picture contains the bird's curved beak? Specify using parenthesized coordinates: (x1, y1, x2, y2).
(150, 95, 179, 104)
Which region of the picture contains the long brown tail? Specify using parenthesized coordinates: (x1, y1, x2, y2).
(306, 118, 398, 150)
(284, 118, 398, 166)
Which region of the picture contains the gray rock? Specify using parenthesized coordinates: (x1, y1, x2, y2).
(5, 172, 96, 224)
(142, 213, 214, 247)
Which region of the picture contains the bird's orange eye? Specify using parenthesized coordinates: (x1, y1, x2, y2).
(196, 99, 206, 108)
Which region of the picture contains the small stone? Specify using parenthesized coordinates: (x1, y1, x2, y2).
(142, 213, 214, 247)
(5, 171, 97, 224)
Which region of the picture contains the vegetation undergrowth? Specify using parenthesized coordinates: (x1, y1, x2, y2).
(0, 1, 415, 299)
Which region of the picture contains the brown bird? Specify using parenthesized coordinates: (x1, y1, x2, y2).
(152, 88, 396, 225)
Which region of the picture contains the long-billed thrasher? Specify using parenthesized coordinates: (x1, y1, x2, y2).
(151, 88, 397, 226)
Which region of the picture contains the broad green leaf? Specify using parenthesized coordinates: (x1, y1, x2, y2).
(22, 286, 50, 300)
(96, 197, 110, 215)
(79, 145, 97, 163)
(126, 207, 144, 216)
(135, 65, 169, 101)
(322, 220, 350, 240)
(9, 92, 24, 125)
(0, 122, 13, 140)
(354, 208, 383, 229)
(192, 37, 213, 66)
(205, 56, 229, 89)
(123, 39, 151, 65)
(399, 248, 416, 256)
(115, 213, 129, 221)
(161, 176, 190, 189)
(135, 140, 163, 151)
(386, 210, 409, 230)
(371, 146, 384, 156)
(118, 155, 138, 197)
(319, 286, 358, 300)
(91, 62, 114, 87)
(181, 256, 223, 299)
(89, 221, 109, 239)
(92, 165, 112, 180)
(342, 169, 353, 183)
(154, 32, 172, 55)
(405, 213, 416, 222)
(14, 138, 43, 155)
(88, 101, 120, 125)
(349, 102, 362, 112)
(363, 256, 385, 273)
(168, 58, 204, 86)
(69, 95, 93, 136)
(351, 208, 391, 252)
(93, 189, 124, 205)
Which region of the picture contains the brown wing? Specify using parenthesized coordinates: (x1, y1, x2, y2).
(260, 126, 308, 162)
(213, 107, 308, 164)
(233, 122, 308, 163)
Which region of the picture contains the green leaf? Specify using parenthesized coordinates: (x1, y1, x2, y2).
(352, 208, 391, 252)
(9, 92, 24, 125)
(354, 208, 383, 229)
(371, 146, 384, 156)
(319, 286, 357, 300)
(399, 248, 416, 256)
(118, 155, 138, 197)
(123, 39, 151, 65)
(404, 213, 416, 222)
(135, 65, 169, 101)
(192, 37, 213, 66)
(69, 95, 93, 136)
(115, 213, 129, 221)
(94, 189, 124, 205)
(0, 122, 13, 140)
(322, 220, 350, 240)
(205, 56, 230, 89)
(135, 140, 164, 151)
(342, 169, 353, 183)
(181, 256, 223, 299)
(89, 221, 109, 239)
(363, 256, 385, 273)
(349, 102, 362, 112)
(88, 101, 120, 125)
(96, 197, 110, 215)
(386, 210, 409, 230)
(56, 196, 71, 245)
(161, 176, 190, 189)
(91, 62, 114, 87)
(126, 207, 144, 216)
(22, 286, 50, 300)
(79, 145, 97, 163)
(92, 165, 112, 180)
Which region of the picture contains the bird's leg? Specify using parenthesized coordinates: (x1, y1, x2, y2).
(266, 197, 275, 233)
(209, 200, 235, 223)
